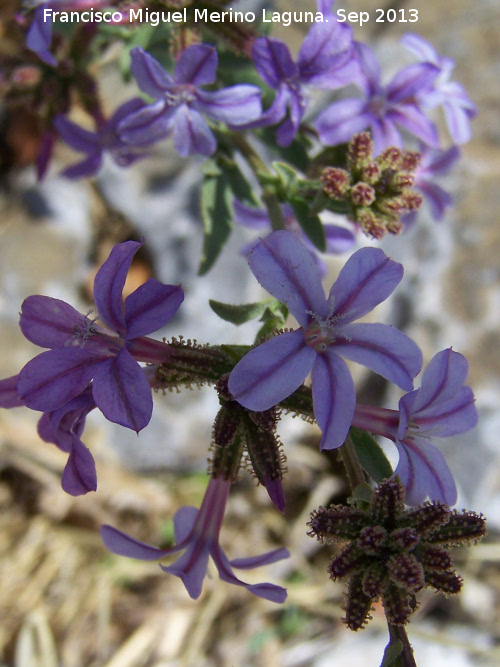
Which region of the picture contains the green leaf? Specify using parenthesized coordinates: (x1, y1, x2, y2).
(209, 299, 271, 325)
(272, 161, 299, 194)
(381, 638, 404, 666)
(289, 199, 326, 252)
(217, 154, 259, 206)
(350, 427, 393, 483)
(199, 160, 234, 274)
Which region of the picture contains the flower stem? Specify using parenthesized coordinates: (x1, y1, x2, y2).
(339, 433, 366, 491)
(219, 130, 286, 230)
(386, 622, 417, 667)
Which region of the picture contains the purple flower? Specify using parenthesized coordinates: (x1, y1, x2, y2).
(402, 144, 460, 226)
(228, 231, 422, 450)
(119, 45, 262, 157)
(401, 33, 477, 144)
(353, 349, 477, 505)
(26, 1, 109, 67)
(38, 385, 97, 495)
(234, 199, 356, 274)
(26, 5, 56, 67)
(247, 13, 354, 147)
(0, 375, 97, 495)
(54, 99, 149, 178)
(315, 42, 440, 155)
(16, 240, 184, 432)
(101, 475, 289, 602)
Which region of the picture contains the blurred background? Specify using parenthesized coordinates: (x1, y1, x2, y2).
(1, 1, 499, 665)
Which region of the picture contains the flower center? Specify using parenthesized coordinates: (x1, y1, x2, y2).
(165, 86, 196, 107)
(369, 94, 387, 118)
(304, 318, 335, 352)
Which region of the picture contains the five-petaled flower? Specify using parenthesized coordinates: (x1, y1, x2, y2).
(315, 42, 440, 155)
(16, 240, 184, 433)
(401, 33, 477, 145)
(54, 99, 149, 179)
(228, 230, 422, 450)
(247, 4, 354, 147)
(119, 44, 262, 157)
(353, 348, 478, 505)
(101, 475, 289, 602)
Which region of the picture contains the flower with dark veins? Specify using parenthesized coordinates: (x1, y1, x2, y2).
(353, 348, 478, 505)
(308, 479, 487, 630)
(401, 33, 477, 145)
(54, 99, 149, 178)
(316, 42, 440, 155)
(101, 474, 289, 602)
(228, 230, 422, 450)
(16, 240, 184, 432)
(119, 44, 262, 157)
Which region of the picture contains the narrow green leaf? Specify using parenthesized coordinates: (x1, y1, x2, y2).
(217, 155, 259, 206)
(209, 299, 270, 325)
(272, 161, 299, 193)
(289, 199, 326, 252)
(350, 427, 393, 483)
(199, 160, 233, 275)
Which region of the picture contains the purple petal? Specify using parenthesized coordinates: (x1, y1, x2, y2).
(174, 44, 217, 86)
(161, 545, 210, 600)
(387, 63, 440, 104)
(119, 100, 172, 146)
(422, 145, 460, 175)
(20, 295, 87, 348)
(394, 436, 457, 506)
(247, 230, 328, 326)
(355, 42, 382, 96)
(130, 47, 173, 98)
(108, 98, 148, 128)
(230, 547, 290, 569)
(92, 348, 152, 432)
(400, 33, 439, 63)
(252, 37, 298, 88)
(61, 440, 97, 496)
(275, 88, 305, 147)
(389, 104, 440, 147)
(18, 349, 101, 412)
(61, 153, 103, 179)
(336, 323, 423, 391)
(172, 105, 216, 157)
(328, 247, 403, 324)
(100, 525, 176, 560)
(312, 351, 356, 450)
(228, 330, 315, 411)
(233, 201, 270, 230)
(172, 506, 198, 544)
(315, 98, 372, 147)
(370, 118, 403, 155)
(0, 375, 23, 408)
(417, 181, 453, 220)
(93, 240, 142, 335)
(26, 6, 57, 67)
(413, 349, 468, 412)
(324, 225, 356, 254)
(214, 546, 288, 603)
(196, 85, 262, 125)
(298, 21, 353, 85)
(263, 477, 286, 514)
(124, 281, 183, 339)
(443, 101, 473, 145)
(53, 115, 100, 153)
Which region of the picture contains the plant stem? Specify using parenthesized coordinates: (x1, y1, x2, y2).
(387, 623, 417, 667)
(340, 433, 366, 490)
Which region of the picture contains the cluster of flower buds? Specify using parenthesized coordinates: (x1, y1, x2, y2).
(308, 479, 487, 630)
(321, 133, 423, 239)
